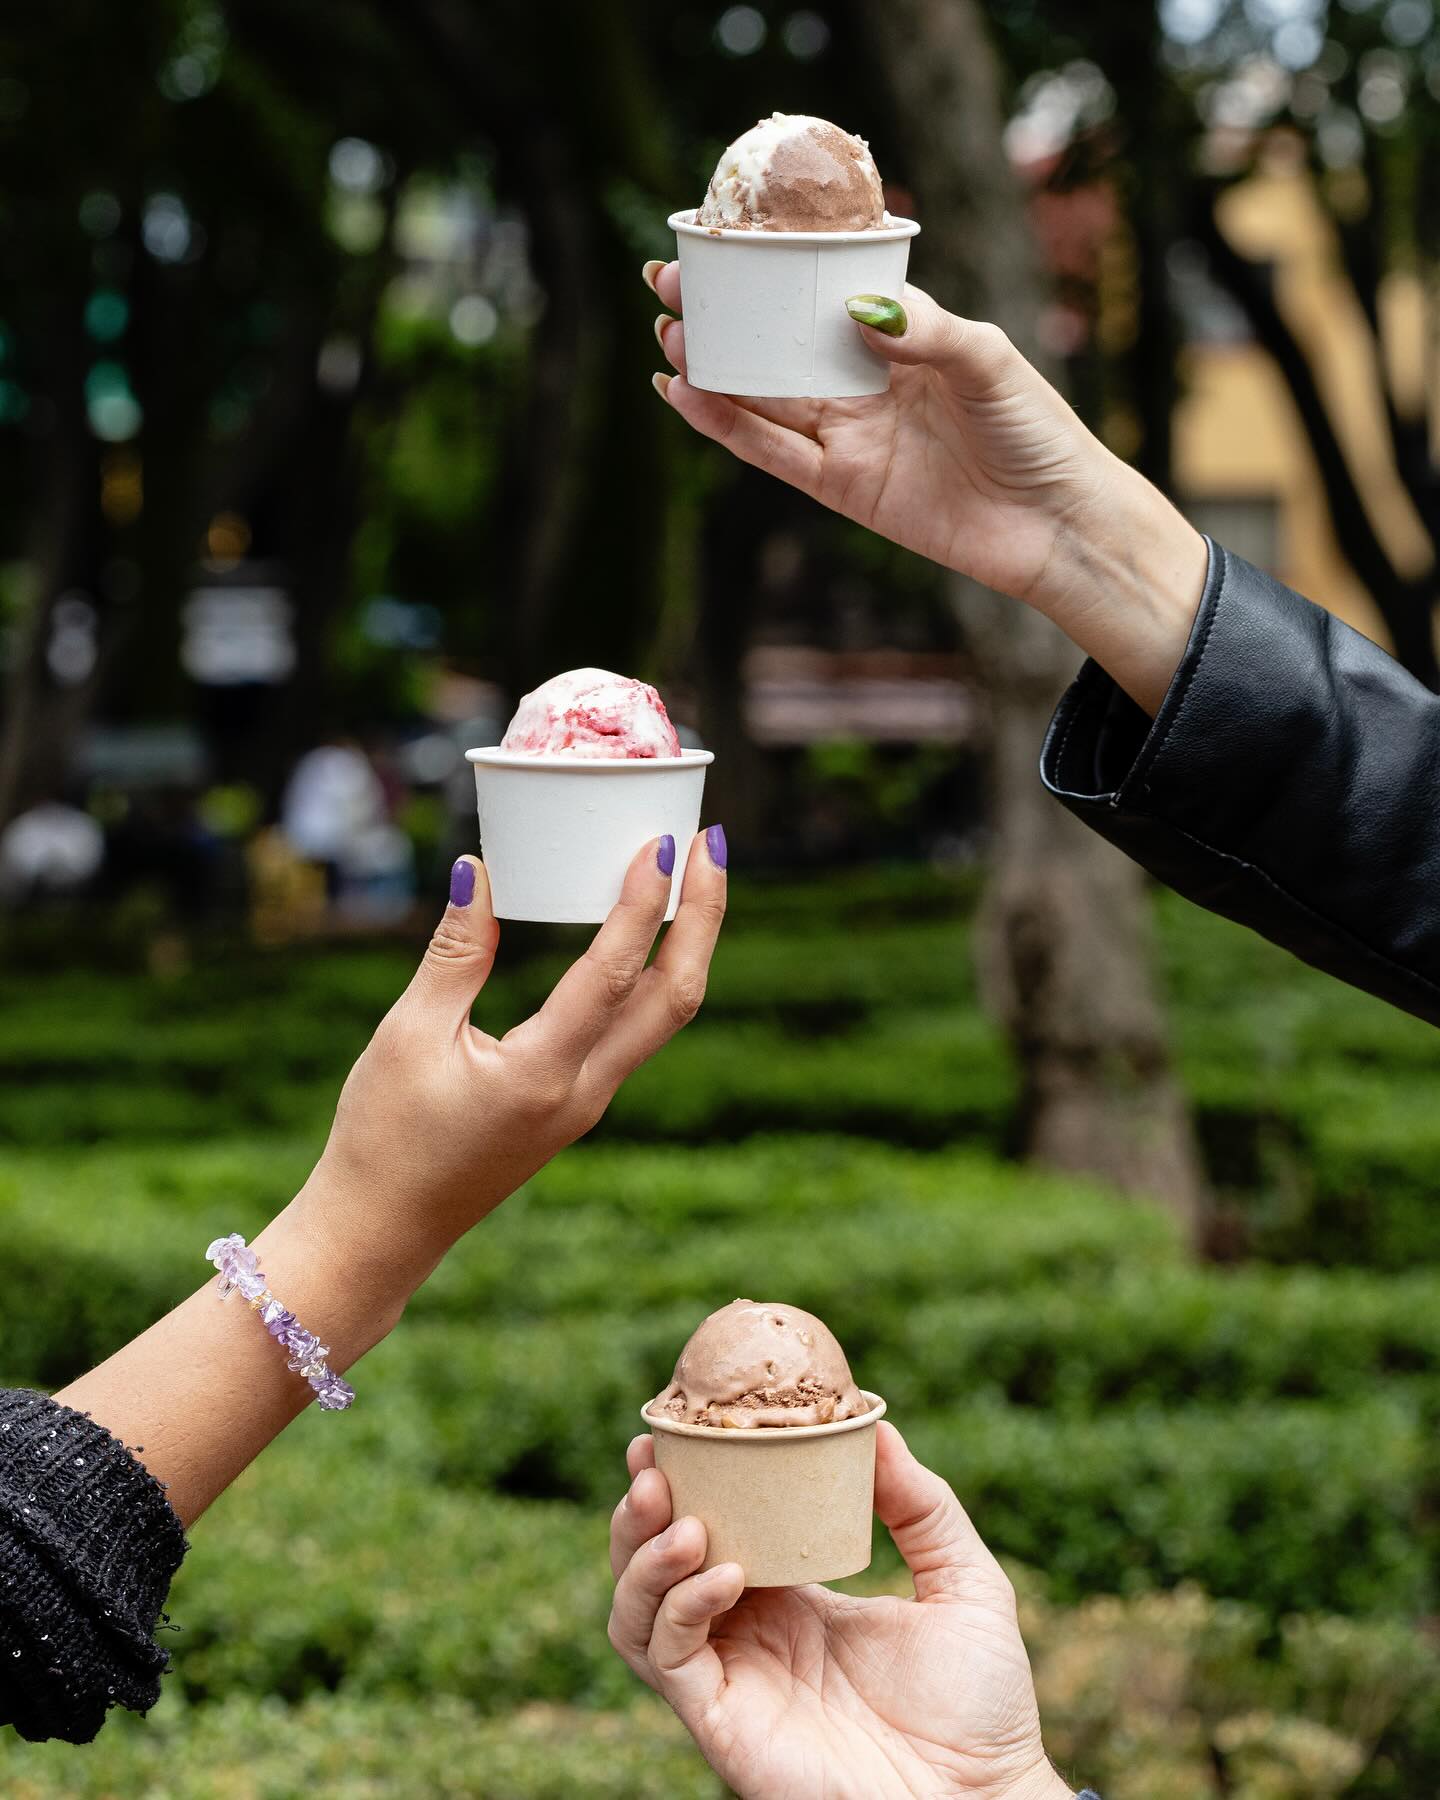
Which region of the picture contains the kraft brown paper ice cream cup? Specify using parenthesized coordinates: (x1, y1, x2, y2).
(643, 1390, 887, 1588)
(668, 210, 920, 399)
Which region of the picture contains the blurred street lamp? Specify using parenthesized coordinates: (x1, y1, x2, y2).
(85, 362, 142, 442)
(716, 6, 767, 55)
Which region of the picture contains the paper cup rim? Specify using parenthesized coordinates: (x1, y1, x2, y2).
(466, 746, 714, 771)
(668, 209, 920, 246)
(643, 1391, 887, 1441)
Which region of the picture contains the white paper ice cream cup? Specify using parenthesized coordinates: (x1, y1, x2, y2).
(667, 210, 920, 399)
(465, 748, 713, 924)
(645, 1391, 887, 1588)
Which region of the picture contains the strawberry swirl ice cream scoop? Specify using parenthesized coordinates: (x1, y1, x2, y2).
(468, 666, 708, 922)
(500, 667, 681, 760)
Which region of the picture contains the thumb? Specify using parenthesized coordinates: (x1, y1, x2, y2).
(873, 1421, 1012, 1605)
(407, 855, 500, 1021)
(845, 285, 1014, 387)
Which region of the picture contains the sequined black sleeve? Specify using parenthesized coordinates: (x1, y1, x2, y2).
(0, 1390, 188, 1743)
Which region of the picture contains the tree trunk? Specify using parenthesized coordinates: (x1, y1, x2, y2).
(403, 0, 682, 706)
(1105, 0, 1186, 495)
(858, 0, 1207, 1232)
(0, 300, 107, 825)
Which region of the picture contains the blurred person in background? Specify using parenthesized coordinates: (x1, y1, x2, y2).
(0, 795, 104, 907)
(0, 833, 727, 1743)
(279, 734, 416, 923)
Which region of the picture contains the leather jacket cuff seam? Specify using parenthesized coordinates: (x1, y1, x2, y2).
(1112, 534, 1223, 807)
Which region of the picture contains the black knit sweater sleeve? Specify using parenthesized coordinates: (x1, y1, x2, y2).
(0, 1389, 188, 1743)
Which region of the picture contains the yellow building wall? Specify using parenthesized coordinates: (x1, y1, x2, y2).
(1172, 150, 1433, 650)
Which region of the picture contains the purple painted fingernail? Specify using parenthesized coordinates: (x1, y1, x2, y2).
(657, 834, 676, 877)
(706, 823, 728, 870)
(449, 859, 475, 907)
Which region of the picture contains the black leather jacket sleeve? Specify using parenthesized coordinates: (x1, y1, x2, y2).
(1041, 537, 1440, 1026)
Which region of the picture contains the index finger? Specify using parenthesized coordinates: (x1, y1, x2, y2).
(515, 836, 674, 1069)
(646, 259, 682, 312)
(583, 826, 727, 1092)
(610, 1461, 671, 1580)
(607, 1513, 708, 1677)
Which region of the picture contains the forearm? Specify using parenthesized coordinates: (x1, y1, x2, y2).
(54, 1166, 441, 1527)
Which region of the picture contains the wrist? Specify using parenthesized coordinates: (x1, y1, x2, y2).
(1028, 452, 1208, 715)
(1000, 1766, 1077, 1800)
(263, 1163, 450, 1357)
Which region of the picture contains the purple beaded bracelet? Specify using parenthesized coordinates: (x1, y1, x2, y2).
(204, 1233, 355, 1411)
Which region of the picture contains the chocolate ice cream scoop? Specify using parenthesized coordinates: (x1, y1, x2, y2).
(651, 1298, 868, 1429)
(697, 113, 885, 233)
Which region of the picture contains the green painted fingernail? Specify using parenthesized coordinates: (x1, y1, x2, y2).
(846, 294, 907, 336)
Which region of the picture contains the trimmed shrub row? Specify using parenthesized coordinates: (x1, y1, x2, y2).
(0, 1137, 1177, 1384)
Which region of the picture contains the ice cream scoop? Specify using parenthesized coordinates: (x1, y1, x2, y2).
(500, 668, 681, 760)
(644, 1299, 885, 1585)
(652, 1298, 868, 1429)
(697, 112, 886, 233)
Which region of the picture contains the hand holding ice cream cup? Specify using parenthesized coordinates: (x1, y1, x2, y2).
(612, 1361, 1067, 1800)
(665, 112, 919, 399)
(640, 1298, 886, 1588)
(467, 667, 714, 924)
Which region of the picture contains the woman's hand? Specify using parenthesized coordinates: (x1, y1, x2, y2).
(58, 834, 725, 1527)
(646, 262, 1206, 713)
(608, 1421, 1074, 1800)
(295, 833, 727, 1296)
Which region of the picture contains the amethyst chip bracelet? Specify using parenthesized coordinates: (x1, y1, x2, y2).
(204, 1233, 355, 1412)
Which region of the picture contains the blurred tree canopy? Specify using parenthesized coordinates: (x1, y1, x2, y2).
(3, 0, 1437, 815)
(2, 0, 1437, 1213)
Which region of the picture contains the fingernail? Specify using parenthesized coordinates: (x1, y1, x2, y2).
(846, 294, 907, 336)
(696, 1564, 736, 1594)
(449, 858, 475, 908)
(651, 371, 673, 401)
(642, 259, 666, 295)
(706, 823, 728, 870)
(657, 834, 676, 877)
(652, 1520, 682, 1554)
(653, 313, 672, 351)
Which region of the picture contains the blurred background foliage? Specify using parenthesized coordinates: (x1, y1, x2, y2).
(3, 0, 1440, 1794)
(5, 880, 1440, 1795)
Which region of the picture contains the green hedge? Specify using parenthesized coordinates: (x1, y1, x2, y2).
(3, 889, 1439, 1271)
(162, 1456, 636, 1710)
(6, 873, 1440, 1791)
(3, 1695, 722, 1799)
(7, 1601, 1439, 1799)
(0, 1137, 1177, 1384)
(866, 1267, 1440, 1414)
(914, 1399, 1431, 1618)
(183, 1323, 1440, 1620)
(1025, 1583, 1440, 1799)
(44, 1374, 1427, 1709)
